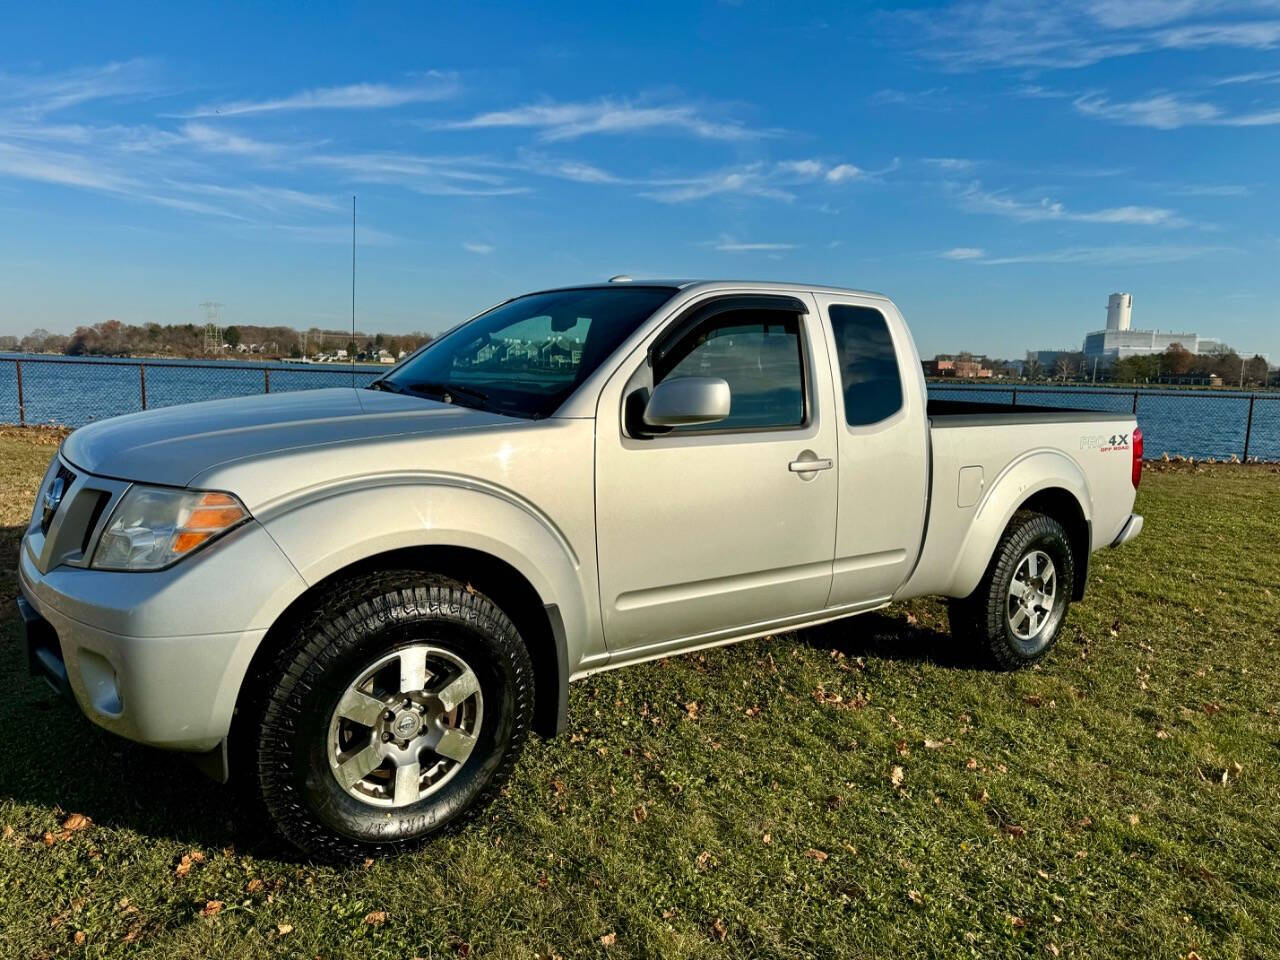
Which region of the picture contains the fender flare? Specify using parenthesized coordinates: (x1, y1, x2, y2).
(945, 450, 1093, 600)
(256, 476, 589, 733)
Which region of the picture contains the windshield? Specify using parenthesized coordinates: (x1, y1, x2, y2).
(376, 286, 676, 418)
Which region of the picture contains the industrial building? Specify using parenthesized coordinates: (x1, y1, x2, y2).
(1080, 293, 1224, 368)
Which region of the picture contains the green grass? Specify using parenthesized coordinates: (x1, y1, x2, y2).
(1, 428, 1277, 959)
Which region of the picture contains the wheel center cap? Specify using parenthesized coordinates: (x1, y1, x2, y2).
(392, 711, 423, 739)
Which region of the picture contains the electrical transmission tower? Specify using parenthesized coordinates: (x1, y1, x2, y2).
(200, 301, 224, 354)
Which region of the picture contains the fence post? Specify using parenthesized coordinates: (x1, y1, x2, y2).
(1132, 391, 1139, 415)
(15, 359, 24, 427)
(1011, 387, 1018, 406)
(1243, 396, 1256, 461)
(139, 363, 148, 410)
(264, 368, 271, 394)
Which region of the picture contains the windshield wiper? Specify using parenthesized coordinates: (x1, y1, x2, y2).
(367, 379, 404, 394)
(404, 380, 494, 410)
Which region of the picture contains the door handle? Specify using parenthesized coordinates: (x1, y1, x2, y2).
(788, 455, 833, 473)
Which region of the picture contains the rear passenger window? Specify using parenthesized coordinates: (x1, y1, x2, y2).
(829, 305, 903, 426)
(656, 309, 805, 432)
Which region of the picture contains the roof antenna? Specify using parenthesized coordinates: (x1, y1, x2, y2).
(351, 194, 357, 387)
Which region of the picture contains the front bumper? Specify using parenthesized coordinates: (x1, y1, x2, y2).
(17, 517, 306, 755)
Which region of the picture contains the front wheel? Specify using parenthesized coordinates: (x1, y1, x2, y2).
(948, 510, 1076, 669)
(247, 572, 534, 861)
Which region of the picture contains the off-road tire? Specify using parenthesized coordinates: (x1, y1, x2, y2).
(246, 571, 534, 861)
(948, 510, 1076, 670)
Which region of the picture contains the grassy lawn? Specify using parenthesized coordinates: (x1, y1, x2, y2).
(0, 426, 1277, 959)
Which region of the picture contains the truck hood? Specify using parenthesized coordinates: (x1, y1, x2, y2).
(62, 388, 517, 488)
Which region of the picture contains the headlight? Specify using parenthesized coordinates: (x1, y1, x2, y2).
(92, 486, 250, 571)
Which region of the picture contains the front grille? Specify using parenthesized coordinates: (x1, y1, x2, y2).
(40, 463, 77, 536)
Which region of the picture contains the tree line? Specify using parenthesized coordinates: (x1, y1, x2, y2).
(0, 320, 434, 361)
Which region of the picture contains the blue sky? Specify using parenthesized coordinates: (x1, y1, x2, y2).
(1, 0, 1278, 359)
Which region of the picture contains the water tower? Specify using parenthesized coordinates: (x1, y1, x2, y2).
(1106, 293, 1132, 332)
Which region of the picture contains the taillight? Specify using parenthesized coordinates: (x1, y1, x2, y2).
(1131, 426, 1143, 489)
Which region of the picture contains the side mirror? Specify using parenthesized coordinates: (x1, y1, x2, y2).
(643, 377, 731, 428)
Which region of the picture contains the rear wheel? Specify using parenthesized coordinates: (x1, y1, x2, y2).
(948, 510, 1075, 669)
(247, 571, 534, 861)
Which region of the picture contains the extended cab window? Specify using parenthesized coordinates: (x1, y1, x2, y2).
(655, 309, 805, 432)
(829, 305, 903, 426)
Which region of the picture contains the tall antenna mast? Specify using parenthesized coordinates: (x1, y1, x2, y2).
(351, 195, 357, 386)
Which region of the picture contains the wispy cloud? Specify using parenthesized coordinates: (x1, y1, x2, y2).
(462, 242, 494, 254)
(705, 234, 799, 252)
(641, 157, 890, 203)
(1075, 92, 1280, 128)
(1212, 69, 1280, 85)
(954, 181, 1187, 226)
(180, 122, 285, 157)
(923, 157, 979, 172)
(952, 244, 1229, 265)
(895, 1, 1280, 70)
(184, 73, 458, 117)
(941, 247, 986, 260)
(868, 87, 957, 110)
(442, 97, 770, 141)
(1166, 183, 1251, 197)
(303, 151, 531, 195)
(0, 59, 157, 116)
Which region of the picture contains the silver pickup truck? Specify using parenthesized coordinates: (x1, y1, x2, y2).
(18, 279, 1143, 858)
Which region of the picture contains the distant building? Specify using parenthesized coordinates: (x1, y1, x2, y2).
(1082, 293, 1225, 367)
(923, 356, 994, 378)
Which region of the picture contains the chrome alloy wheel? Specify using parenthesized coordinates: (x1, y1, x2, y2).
(1007, 549, 1058, 643)
(326, 645, 484, 808)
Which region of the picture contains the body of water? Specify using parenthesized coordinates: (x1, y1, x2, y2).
(1, 355, 1276, 461)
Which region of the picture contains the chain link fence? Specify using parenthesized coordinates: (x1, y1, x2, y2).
(930, 383, 1280, 462)
(0, 357, 384, 428)
(2, 358, 1278, 462)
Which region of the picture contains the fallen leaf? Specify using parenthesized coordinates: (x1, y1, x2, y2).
(696, 850, 713, 871)
(923, 738, 951, 749)
(600, 932, 617, 948)
(276, 923, 294, 936)
(62, 813, 91, 832)
(684, 701, 700, 720)
(41, 831, 56, 847)
(762, 833, 772, 845)
(1024, 695, 1043, 707)
(895, 739, 910, 756)
(174, 850, 205, 878)
(74, 931, 86, 945)
(908, 889, 924, 905)
(826, 794, 843, 810)
(1048, 944, 1061, 957)
(966, 758, 979, 770)
(363, 911, 388, 925)
(1004, 824, 1027, 837)
(1202, 702, 1222, 716)
(710, 917, 728, 942)
(1127, 813, 1141, 826)
(662, 908, 677, 920)
(1156, 729, 1170, 739)
(890, 766, 905, 788)
(633, 804, 648, 823)
(1010, 915, 1026, 929)
(200, 900, 223, 918)
(805, 848, 829, 862)
(550, 779, 566, 796)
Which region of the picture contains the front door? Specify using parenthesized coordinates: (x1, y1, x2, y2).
(594, 294, 840, 658)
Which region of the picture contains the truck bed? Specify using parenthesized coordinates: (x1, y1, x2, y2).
(927, 397, 1131, 426)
